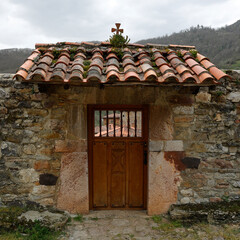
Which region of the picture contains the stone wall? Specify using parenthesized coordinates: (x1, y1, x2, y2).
(0, 72, 239, 215)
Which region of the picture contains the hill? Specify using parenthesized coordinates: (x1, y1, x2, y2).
(137, 20, 240, 69)
(0, 48, 33, 73)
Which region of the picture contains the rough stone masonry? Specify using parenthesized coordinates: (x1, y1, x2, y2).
(0, 71, 239, 215)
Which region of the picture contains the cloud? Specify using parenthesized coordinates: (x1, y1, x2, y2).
(0, 0, 239, 49)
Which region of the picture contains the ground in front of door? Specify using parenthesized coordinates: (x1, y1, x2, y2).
(61, 211, 240, 240)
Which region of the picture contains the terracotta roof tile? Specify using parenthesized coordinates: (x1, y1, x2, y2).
(155, 58, 169, 67)
(198, 72, 214, 83)
(191, 65, 208, 76)
(107, 71, 120, 82)
(201, 59, 215, 69)
(209, 67, 230, 81)
(175, 64, 191, 75)
(144, 70, 157, 81)
(69, 71, 83, 82)
(185, 58, 199, 68)
(14, 42, 231, 85)
(196, 53, 209, 62)
(181, 72, 199, 83)
(159, 65, 174, 75)
(125, 71, 141, 81)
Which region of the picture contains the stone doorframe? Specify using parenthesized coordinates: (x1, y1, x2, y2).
(56, 88, 183, 215)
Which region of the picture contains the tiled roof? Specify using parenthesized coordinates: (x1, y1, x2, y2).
(14, 42, 231, 85)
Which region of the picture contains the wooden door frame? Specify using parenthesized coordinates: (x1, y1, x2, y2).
(87, 104, 149, 210)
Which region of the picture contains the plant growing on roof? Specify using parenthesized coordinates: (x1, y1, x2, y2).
(108, 23, 130, 59)
(189, 49, 198, 58)
(109, 33, 130, 49)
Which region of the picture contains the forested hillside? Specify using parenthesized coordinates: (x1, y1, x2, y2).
(0, 48, 32, 73)
(137, 20, 240, 69)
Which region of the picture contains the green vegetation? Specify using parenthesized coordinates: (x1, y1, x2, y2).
(189, 49, 198, 58)
(229, 60, 240, 70)
(0, 222, 61, 240)
(108, 32, 130, 60)
(151, 215, 163, 223)
(73, 214, 84, 222)
(109, 33, 130, 49)
(0, 206, 63, 240)
(52, 48, 60, 60)
(151, 215, 183, 231)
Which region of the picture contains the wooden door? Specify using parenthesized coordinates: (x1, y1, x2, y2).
(88, 105, 148, 210)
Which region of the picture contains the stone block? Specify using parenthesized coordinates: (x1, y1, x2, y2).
(174, 116, 194, 123)
(148, 152, 180, 215)
(180, 197, 190, 204)
(34, 160, 51, 171)
(25, 108, 48, 117)
(214, 159, 233, 169)
(180, 189, 193, 197)
(196, 92, 211, 103)
(149, 141, 164, 152)
(19, 168, 39, 183)
(55, 140, 87, 153)
(30, 185, 55, 200)
(57, 152, 89, 214)
(164, 140, 184, 151)
(149, 105, 173, 140)
(227, 92, 240, 102)
(173, 106, 194, 115)
(23, 144, 36, 155)
(1, 142, 21, 157)
(0, 87, 8, 99)
(232, 181, 240, 188)
(209, 197, 222, 202)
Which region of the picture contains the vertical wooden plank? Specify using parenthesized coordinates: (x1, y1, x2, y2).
(99, 111, 102, 137)
(110, 141, 126, 207)
(128, 141, 144, 208)
(127, 111, 130, 137)
(113, 111, 116, 137)
(106, 110, 108, 137)
(120, 111, 123, 137)
(92, 141, 108, 207)
(135, 111, 137, 137)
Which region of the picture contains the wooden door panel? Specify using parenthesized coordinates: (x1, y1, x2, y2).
(92, 142, 108, 207)
(88, 105, 148, 210)
(128, 142, 144, 207)
(110, 142, 126, 207)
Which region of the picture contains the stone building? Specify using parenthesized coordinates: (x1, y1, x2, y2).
(0, 40, 239, 215)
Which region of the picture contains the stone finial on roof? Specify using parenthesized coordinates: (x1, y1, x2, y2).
(111, 23, 123, 35)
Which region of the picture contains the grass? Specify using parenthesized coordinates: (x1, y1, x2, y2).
(73, 214, 84, 222)
(0, 206, 64, 240)
(151, 215, 163, 223)
(151, 215, 183, 232)
(150, 216, 240, 240)
(0, 221, 62, 240)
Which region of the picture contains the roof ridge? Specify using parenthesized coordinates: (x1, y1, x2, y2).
(35, 42, 196, 50)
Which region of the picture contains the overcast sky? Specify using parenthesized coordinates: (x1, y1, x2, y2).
(0, 0, 239, 49)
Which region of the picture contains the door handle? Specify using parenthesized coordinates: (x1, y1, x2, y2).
(144, 150, 148, 165)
